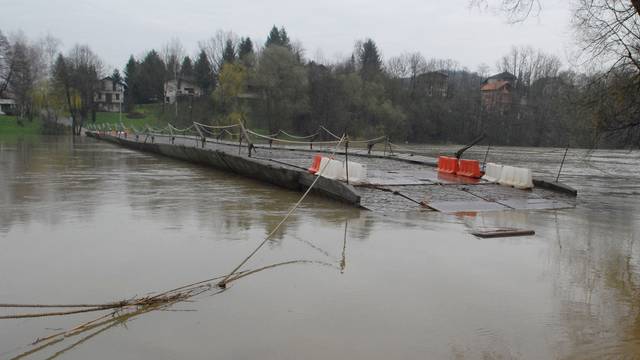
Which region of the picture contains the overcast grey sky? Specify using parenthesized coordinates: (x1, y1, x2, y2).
(2, 0, 573, 72)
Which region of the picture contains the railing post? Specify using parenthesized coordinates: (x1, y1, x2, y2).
(194, 122, 206, 148)
(556, 146, 569, 182)
(345, 136, 349, 185)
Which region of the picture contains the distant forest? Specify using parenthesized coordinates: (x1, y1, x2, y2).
(118, 27, 615, 148)
(2, 1, 640, 148)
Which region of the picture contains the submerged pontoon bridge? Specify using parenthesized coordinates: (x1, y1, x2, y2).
(85, 122, 577, 214)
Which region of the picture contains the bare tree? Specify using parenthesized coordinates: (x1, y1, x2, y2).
(496, 46, 561, 90)
(470, 0, 542, 22)
(573, 0, 640, 75)
(6, 33, 47, 120)
(161, 37, 184, 80)
(386, 55, 410, 78)
(54, 45, 103, 135)
(471, 0, 640, 145)
(161, 38, 184, 117)
(0, 29, 11, 97)
(198, 30, 238, 74)
(38, 34, 61, 78)
(471, 0, 640, 49)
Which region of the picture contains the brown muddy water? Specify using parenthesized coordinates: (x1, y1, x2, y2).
(0, 136, 639, 359)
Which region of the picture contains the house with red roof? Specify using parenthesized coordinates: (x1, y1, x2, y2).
(481, 72, 516, 112)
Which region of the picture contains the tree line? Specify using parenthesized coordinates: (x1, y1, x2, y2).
(1, 2, 639, 147)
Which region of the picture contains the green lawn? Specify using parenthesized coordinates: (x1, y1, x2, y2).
(92, 107, 162, 130)
(0, 115, 42, 135)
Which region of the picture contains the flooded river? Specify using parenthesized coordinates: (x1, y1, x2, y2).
(1, 135, 639, 359)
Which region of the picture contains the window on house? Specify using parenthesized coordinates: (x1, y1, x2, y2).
(115, 94, 120, 100)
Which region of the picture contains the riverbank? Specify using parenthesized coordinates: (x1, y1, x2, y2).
(0, 115, 42, 135)
(0, 106, 161, 136)
(93, 105, 161, 129)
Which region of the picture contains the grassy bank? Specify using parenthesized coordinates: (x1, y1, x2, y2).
(0, 115, 42, 135)
(92, 104, 163, 129)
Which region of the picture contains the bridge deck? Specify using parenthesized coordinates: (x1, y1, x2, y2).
(105, 132, 577, 213)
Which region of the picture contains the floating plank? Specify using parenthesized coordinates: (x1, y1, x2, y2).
(426, 200, 510, 213)
(471, 228, 535, 238)
(533, 179, 578, 196)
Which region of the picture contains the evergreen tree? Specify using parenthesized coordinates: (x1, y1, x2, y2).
(238, 37, 255, 68)
(111, 68, 122, 84)
(265, 26, 281, 47)
(193, 49, 213, 94)
(238, 37, 254, 60)
(124, 55, 139, 109)
(265, 26, 292, 49)
(359, 39, 382, 81)
(181, 56, 194, 78)
(279, 27, 291, 48)
(139, 50, 165, 103)
(222, 39, 236, 65)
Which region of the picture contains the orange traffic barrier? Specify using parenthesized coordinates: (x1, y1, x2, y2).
(308, 154, 322, 174)
(437, 156, 458, 174)
(458, 159, 482, 178)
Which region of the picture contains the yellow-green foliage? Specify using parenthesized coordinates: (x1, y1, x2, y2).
(214, 63, 247, 111)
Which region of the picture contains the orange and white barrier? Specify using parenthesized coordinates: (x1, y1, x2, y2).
(437, 156, 458, 174)
(457, 159, 482, 178)
(482, 163, 503, 183)
(308, 154, 322, 174)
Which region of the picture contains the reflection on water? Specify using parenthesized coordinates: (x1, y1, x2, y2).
(0, 136, 639, 359)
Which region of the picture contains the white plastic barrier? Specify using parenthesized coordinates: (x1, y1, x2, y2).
(317, 157, 344, 180)
(340, 161, 367, 184)
(316, 157, 368, 184)
(482, 163, 503, 183)
(498, 165, 534, 189)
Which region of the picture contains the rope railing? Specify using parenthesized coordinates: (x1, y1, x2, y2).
(196, 124, 241, 139)
(88, 122, 394, 157)
(247, 129, 341, 145)
(319, 125, 342, 140)
(168, 123, 196, 134)
(217, 133, 347, 287)
(349, 135, 387, 145)
(193, 121, 240, 130)
(278, 130, 319, 140)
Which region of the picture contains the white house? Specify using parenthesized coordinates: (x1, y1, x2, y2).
(0, 98, 16, 115)
(94, 77, 125, 112)
(164, 77, 202, 104)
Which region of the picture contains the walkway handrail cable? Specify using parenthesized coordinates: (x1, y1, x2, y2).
(278, 130, 319, 140)
(193, 121, 240, 130)
(217, 133, 347, 288)
(319, 125, 342, 140)
(246, 129, 341, 145)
